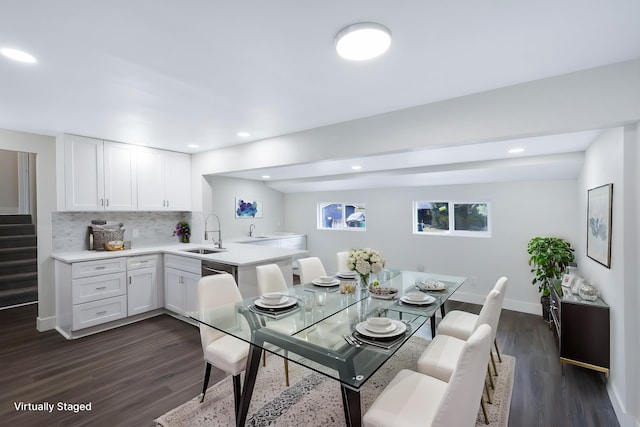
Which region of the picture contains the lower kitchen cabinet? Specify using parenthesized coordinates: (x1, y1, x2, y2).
(127, 255, 162, 316)
(164, 254, 201, 315)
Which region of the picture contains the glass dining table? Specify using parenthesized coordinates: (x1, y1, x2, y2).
(188, 269, 467, 427)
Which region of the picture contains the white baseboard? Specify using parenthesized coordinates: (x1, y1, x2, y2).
(607, 382, 637, 427)
(36, 315, 56, 331)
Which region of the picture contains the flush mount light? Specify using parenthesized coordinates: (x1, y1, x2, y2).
(261, 175, 271, 179)
(237, 131, 251, 137)
(0, 47, 37, 63)
(508, 147, 525, 154)
(351, 165, 362, 170)
(187, 144, 199, 148)
(335, 22, 391, 61)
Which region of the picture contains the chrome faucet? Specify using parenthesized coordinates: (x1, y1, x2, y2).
(204, 213, 223, 248)
(249, 223, 255, 237)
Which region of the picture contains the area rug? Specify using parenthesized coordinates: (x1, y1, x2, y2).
(155, 337, 515, 427)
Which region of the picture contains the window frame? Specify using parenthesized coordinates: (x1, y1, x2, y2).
(317, 202, 366, 231)
(413, 200, 491, 238)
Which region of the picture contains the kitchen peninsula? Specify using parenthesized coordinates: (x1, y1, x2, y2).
(52, 237, 307, 339)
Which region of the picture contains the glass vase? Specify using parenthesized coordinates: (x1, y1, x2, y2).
(180, 234, 190, 244)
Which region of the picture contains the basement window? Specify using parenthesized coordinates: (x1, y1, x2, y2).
(317, 203, 366, 231)
(414, 201, 490, 237)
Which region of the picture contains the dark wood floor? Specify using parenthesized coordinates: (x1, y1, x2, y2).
(1, 302, 618, 426)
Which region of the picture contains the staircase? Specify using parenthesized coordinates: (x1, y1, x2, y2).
(0, 215, 38, 308)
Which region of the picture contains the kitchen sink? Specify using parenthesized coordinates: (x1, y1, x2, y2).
(181, 248, 226, 254)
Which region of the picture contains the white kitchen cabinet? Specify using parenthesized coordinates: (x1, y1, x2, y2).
(63, 134, 137, 211)
(127, 255, 161, 316)
(164, 254, 201, 315)
(137, 147, 191, 211)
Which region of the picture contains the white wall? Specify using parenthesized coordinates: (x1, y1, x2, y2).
(0, 149, 19, 212)
(578, 127, 637, 427)
(284, 180, 579, 314)
(0, 129, 57, 331)
(198, 175, 285, 244)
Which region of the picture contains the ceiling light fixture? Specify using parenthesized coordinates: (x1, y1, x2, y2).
(0, 47, 37, 63)
(261, 175, 270, 179)
(351, 165, 362, 170)
(335, 22, 391, 61)
(187, 144, 199, 148)
(237, 131, 251, 137)
(508, 147, 525, 154)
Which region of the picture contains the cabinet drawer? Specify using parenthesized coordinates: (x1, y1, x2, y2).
(164, 254, 200, 274)
(72, 258, 126, 279)
(72, 272, 127, 304)
(72, 295, 127, 330)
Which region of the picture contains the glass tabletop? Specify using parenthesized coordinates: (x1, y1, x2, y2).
(188, 270, 466, 391)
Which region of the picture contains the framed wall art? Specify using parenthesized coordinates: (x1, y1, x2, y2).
(586, 183, 613, 268)
(235, 198, 263, 218)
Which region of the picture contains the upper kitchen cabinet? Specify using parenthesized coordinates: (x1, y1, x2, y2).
(63, 135, 137, 211)
(137, 147, 191, 211)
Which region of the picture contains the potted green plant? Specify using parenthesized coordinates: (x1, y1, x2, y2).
(527, 237, 575, 321)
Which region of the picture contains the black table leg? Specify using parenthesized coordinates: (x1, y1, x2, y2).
(441, 303, 446, 318)
(236, 344, 262, 427)
(430, 314, 436, 338)
(340, 385, 362, 427)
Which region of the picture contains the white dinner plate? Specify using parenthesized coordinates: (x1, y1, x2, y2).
(254, 296, 297, 309)
(365, 322, 396, 334)
(337, 272, 357, 279)
(356, 319, 406, 338)
(312, 278, 340, 287)
(400, 295, 436, 306)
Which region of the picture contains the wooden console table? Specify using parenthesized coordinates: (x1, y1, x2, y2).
(549, 279, 610, 377)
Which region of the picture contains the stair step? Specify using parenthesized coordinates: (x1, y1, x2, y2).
(0, 272, 38, 290)
(0, 259, 37, 275)
(0, 235, 37, 249)
(0, 286, 38, 307)
(0, 223, 36, 236)
(0, 214, 32, 225)
(0, 247, 38, 261)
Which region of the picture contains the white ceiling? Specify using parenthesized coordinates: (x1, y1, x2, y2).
(1, 1, 639, 191)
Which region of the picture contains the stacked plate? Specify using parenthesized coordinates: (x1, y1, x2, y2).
(337, 271, 357, 279)
(355, 317, 406, 339)
(416, 279, 448, 292)
(254, 293, 298, 312)
(312, 276, 340, 287)
(400, 291, 436, 306)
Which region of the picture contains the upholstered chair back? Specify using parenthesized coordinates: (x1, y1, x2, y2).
(297, 257, 327, 284)
(336, 251, 349, 273)
(431, 324, 493, 427)
(198, 273, 243, 352)
(256, 263, 288, 295)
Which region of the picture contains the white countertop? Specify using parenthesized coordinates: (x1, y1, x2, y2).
(52, 240, 307, 266)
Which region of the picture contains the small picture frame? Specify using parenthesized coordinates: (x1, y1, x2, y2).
(235, 197, 263, 218)
(586, 183, 613, 268)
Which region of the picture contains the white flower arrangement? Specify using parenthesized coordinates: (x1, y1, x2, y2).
(346, 248, 385, 285)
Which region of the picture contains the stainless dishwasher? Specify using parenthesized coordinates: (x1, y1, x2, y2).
(201, 260, 238, 282)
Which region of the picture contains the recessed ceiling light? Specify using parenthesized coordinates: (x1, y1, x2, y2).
(335, 22, 391, 61)
(0, 47, 37, 63)
(261, 175, 271, 179)
(187, 144, 199, 148)
(508, 148, 525, 154)
(237, 131, 251, 137)
(351, 165, 362, 170)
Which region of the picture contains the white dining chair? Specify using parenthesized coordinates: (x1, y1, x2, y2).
(256, 263, 294, 386)
(438, 277, 508, 370)
(297, 256, 327, 284)
(197, 273, 249, 420)
(363, 324, 493, 427)
(336, 251, 349, 273)
(417, 288, 502, 424)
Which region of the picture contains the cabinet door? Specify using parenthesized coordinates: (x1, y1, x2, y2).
(128, 267, 158, 315)
(64, 135, 104, 210)
(103, 141, 137, 211)
(183, 271, 201, 313)
(136, 147, 166, 210)
(163, 151, 192, 211)
(164, 268, 185, 314)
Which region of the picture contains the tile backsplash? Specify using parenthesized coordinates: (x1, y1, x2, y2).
(51, 211, 202, 252)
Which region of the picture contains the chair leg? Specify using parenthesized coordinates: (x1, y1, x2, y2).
(262, 349, 266, 366)
(494, 338, 502, 363)
(490, 351, 498, 376)
(480, 397, 489, 424)
(486, 364, 495, 389)
(232, 373, 242, 418)
(284, 359, 290, 387)
(200, 362, 212, 403)
(484, 379, 493, 404)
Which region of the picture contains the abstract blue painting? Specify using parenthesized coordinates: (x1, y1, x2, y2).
(235, 198, 263, 218)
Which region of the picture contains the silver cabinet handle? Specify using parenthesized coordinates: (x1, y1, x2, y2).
(95, 286, 106, 290)
(96, 311, 107, 316)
